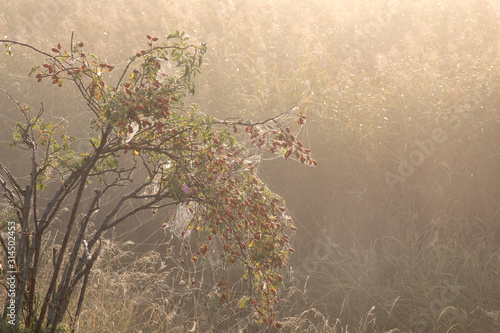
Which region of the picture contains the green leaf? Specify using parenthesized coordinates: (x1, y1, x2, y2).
(238, 297, 249, 309)
(4, 43, 12, 56)
(29, 66, 39, 77)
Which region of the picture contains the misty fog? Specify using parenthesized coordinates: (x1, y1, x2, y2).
(1, 0, 499, 332)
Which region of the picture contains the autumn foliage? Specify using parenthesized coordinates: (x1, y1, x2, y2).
(0, 32, 315, 331)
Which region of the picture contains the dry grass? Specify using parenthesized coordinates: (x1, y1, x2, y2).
(1, 0, 500, 332)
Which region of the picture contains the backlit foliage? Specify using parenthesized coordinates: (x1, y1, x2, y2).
(0, 33, 316, 330)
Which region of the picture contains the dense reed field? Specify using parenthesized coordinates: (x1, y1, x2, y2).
(1, 0, 500, 332)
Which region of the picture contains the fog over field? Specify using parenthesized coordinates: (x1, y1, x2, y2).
(1, 1, 500, 332)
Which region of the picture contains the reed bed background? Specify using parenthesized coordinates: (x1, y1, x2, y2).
(1, 0, 500, 332)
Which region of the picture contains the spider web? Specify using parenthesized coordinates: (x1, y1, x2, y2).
(165, 202, 197, 240)
(225, 107, 304, 168)
(164, 107, 303, 240)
